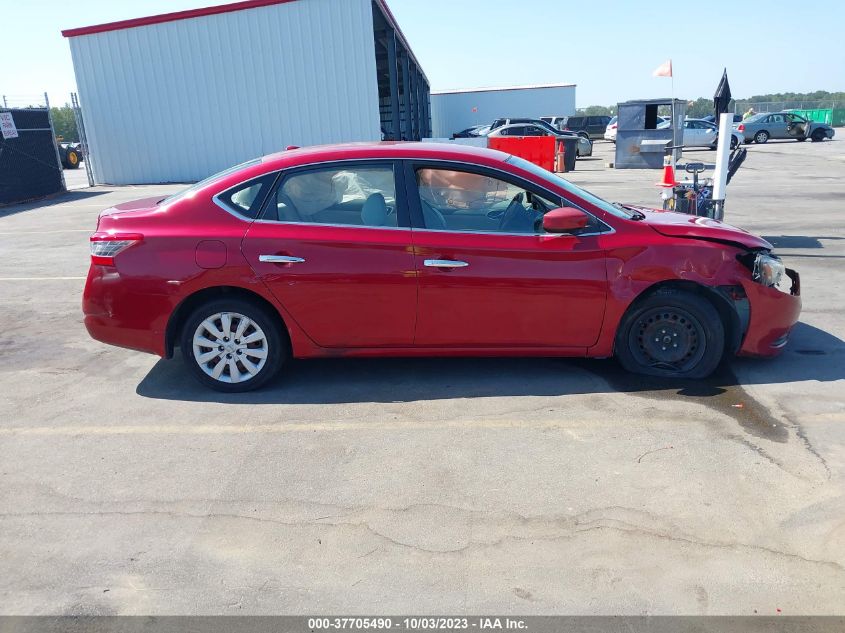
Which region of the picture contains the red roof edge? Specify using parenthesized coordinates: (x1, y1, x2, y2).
(61, 0, 298, 38)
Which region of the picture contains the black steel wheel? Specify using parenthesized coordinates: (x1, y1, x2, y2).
(616, 290, 724, 379)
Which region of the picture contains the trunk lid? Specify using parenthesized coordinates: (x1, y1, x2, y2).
(96, 196, 164, 230)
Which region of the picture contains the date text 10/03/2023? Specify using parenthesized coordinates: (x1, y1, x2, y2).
(307, 617, 528, 630)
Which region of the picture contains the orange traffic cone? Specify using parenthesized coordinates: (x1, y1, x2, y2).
(656, 155, 678, 188)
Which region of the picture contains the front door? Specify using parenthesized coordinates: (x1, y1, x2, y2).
(785, 114, 807, 138)
(242, 161, 417, 348)
(766, 113, 789, 138)
(405, 163, 607, 349)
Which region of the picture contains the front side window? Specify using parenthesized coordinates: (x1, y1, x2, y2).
(267, 165, 398, 228)
(415, 168, 558, 234)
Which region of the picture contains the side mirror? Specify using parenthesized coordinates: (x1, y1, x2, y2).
(542, 207, 589, 233)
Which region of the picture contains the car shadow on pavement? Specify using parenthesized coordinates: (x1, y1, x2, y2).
(0, 189, 112, 218)
(136, 322, 844, 408)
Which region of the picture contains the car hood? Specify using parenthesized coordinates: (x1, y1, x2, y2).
(635, 208, 773, 250)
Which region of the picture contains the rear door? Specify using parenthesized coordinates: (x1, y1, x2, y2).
(766, 114, 789, 138)
(241, 160, 417, 348)
(405, 161, 608, 349)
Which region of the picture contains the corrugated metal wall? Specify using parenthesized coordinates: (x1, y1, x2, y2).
(68, 0, 381, 184)
(430, 86, 577, 138)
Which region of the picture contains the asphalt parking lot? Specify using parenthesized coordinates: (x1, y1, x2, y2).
(1, 139, 844, 615)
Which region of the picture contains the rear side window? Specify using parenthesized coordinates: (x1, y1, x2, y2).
(216, 173, 277, 219)
(267, 165, 399, 228)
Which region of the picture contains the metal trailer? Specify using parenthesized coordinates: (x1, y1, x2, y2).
(614, 98, 686, 169)
(62, 0, 430, 185)
(430, 83, 577, 139)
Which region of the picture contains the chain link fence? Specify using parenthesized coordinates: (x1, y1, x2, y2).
(734, 100, 838, 113)
(0, 94, 66, 205)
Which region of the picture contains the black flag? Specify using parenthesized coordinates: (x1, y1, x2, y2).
(713, 69, 732, 120)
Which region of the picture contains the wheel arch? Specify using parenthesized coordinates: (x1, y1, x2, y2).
(165, 285, 290, 358)
(617, 279, 743, 358)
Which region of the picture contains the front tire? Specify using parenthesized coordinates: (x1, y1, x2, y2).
(180, 298, 287, 392)
(615, 290, 725, 379)
(754, 130, 769, 144)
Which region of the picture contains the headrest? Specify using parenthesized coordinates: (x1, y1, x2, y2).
(361, 193, 388, 226)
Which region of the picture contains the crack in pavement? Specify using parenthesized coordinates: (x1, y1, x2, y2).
(2, 505, 842, 573)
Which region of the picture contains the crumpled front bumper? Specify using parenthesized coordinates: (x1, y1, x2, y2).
(738, 268, 801, 357)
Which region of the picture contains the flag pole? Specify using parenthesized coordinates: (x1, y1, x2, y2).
(670, 62, 676, 172)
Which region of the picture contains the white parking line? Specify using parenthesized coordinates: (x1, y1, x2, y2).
(0, 420, 590, 437)
(0, 229, 91, 235)
(0, 276, 86, 281)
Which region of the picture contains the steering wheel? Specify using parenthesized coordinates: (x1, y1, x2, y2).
(497, 193, 524, 231)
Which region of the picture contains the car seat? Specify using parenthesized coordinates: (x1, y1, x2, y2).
(361, 193, 389, 226)
(421, 199, 447, 230)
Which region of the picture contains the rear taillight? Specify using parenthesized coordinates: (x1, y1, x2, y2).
(90, 232, 143, 266)
(610, 124, 617, 129)
(737, 124, 745, 132)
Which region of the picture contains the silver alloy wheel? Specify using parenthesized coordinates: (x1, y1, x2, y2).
(191, 312, 268, 384)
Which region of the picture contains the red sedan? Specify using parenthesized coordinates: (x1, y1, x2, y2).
(83, 143, 801, 392)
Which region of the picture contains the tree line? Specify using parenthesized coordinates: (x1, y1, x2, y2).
(50, 105, 78, 142)
(577, 90, 845, 118)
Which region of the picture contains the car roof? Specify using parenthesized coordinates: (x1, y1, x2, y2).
(260, 142, 513, 171)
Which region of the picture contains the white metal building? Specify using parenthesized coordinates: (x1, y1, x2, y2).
(63, 0, 430, 185)
(430, 83, 577, 138)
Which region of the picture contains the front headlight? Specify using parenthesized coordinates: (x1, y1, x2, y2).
(753, 253, 785, 287)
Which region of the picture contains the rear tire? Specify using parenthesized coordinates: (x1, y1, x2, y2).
(180, 298, 288, 392)
(754, 130, 769, 144)
(811, 129, 825, 142)
(615, 289, 725, 379)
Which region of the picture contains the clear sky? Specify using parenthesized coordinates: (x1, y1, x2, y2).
(1, 0, 842, 108)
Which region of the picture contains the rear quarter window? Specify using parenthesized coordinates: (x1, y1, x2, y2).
(215, 173, 278, 219)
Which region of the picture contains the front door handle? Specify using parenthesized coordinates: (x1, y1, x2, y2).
(424, 259, 468, 268)
(259, 255, 305, 264)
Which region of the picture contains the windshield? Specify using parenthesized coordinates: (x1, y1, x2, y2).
(505, 155, 637, 219)
(160, 159, 261, 205)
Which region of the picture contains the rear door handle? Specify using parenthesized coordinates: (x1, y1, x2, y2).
(424, 259, 468, 268)
(259, 255, 305, 264)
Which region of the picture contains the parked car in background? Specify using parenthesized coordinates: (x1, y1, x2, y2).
(487, 123, 593, 157)
(82, 142, 800, 391)
(702, 114, 742, 124)
(736, 112, 835, 144)
(658, 118, 742, 149)
(540, 116, 567, 129)
(604, 116, 617, 142)
(489, 117, 562, 132)
(555, 115, 612, 139)
(451, 125, 488, 139)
